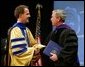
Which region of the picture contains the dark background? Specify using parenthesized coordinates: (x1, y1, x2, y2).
(1, 0, 53, 44)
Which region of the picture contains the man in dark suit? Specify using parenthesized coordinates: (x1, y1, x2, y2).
(43, 9, 80, 66)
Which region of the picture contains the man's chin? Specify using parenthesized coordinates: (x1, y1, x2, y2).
(26, 20, 29, 23)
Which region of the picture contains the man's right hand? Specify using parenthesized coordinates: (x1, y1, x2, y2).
(34, 48, 40, 55)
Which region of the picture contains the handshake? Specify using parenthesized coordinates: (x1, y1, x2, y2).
(33, 44, 46, 55)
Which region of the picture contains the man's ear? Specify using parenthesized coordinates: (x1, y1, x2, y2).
(57, 17, 61, 22)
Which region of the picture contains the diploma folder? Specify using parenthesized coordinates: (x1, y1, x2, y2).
(43, 40, 62, 56)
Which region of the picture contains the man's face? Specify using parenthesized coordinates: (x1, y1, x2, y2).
(51, 11, 60, 26)
(20, 8, 31, 23)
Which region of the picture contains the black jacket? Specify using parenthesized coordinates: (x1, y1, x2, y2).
(43, 27, 80, 66)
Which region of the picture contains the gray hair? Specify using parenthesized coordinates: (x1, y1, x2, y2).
(53, 9, 66, 22)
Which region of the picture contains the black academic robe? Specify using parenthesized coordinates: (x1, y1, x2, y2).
(42, 24, 80, 66)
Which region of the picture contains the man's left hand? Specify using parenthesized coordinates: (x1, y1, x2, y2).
(50, 53, 58, 61)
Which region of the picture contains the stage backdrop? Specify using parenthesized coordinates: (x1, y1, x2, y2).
(54, 1, 84, 66)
